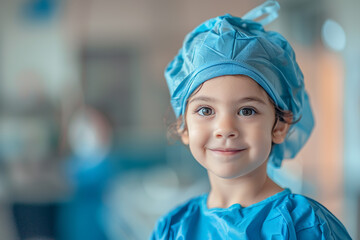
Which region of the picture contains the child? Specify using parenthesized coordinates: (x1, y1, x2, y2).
(151, 1, 351, 239)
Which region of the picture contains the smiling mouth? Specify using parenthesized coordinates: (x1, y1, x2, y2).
(209, 148, 245, 156)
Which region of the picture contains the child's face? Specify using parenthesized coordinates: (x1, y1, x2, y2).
(180, 75, 289, 179)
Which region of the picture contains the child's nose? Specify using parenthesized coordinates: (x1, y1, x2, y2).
(213, 115, 239, 139)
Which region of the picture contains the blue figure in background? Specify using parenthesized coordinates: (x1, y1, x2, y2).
(58, 106, 116, 240)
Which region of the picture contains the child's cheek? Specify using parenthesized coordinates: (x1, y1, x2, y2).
(187, 120, 209, 141)
(188, 121, 205, 137)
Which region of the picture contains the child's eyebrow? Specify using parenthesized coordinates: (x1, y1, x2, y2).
(238, 97, 267, 105)
(188, 96, 267, 105)
(188, 96, 216, 104)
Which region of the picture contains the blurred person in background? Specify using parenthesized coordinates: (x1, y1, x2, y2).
(57, 106, 116, 240)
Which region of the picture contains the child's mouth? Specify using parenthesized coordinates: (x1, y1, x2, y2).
(209, 148, 245, 156)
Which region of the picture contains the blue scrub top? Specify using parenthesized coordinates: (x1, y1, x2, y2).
(150, 189, 351, 239)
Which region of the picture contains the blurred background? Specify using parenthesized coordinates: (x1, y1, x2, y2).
(0, 0, 359, 239)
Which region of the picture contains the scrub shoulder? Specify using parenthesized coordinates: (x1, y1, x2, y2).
(150, 190, 352, 239)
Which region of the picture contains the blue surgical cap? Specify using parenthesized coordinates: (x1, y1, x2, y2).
(165, 2, 314, 167)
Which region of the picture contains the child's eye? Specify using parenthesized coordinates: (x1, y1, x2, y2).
(197, 107, 214, 116)
(238, 107, 256, 116)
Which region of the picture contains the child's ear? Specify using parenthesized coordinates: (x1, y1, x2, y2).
(176, 118, 189, 145)
(272, 119, 290, 144)
(179, 128, 189, 145)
